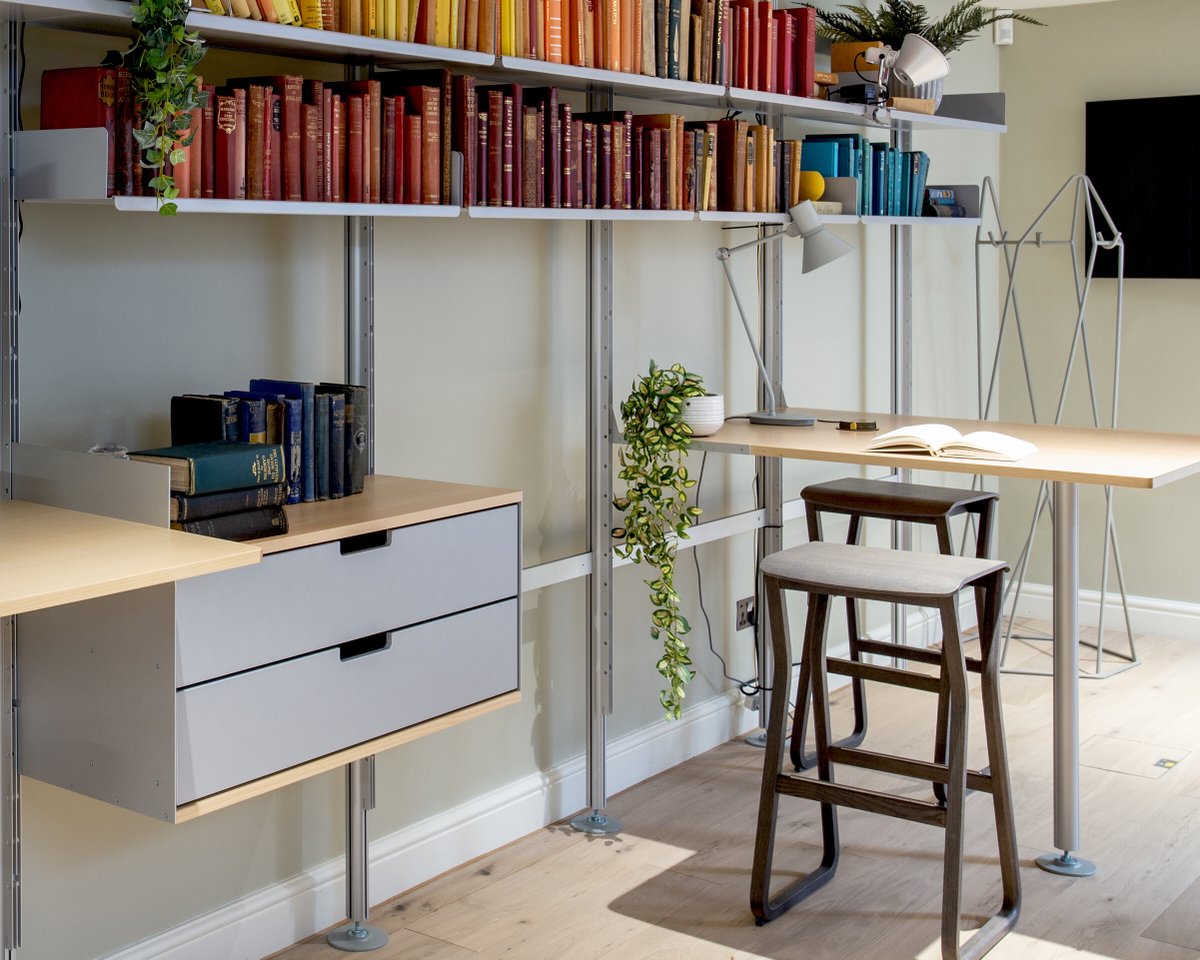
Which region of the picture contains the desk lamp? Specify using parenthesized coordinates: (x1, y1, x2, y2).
(715, 200, 854, 426)
(861, 33, 950, 114)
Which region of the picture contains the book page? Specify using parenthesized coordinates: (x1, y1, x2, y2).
(939, 430, 1037, 462)
(864, 423, 962, 453)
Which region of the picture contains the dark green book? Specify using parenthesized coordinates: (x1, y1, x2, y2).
(129, 441, 286, 495)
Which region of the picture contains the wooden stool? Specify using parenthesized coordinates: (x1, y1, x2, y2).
(791, 477, 999, 773)
(751, 541, 1020, 960)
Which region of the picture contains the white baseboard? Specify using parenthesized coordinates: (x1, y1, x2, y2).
(1009, 582, 1200, 642)
(98, 692, 757, 960)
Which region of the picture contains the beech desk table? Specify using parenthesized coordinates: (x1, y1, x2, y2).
(695, 408, 1200, 876)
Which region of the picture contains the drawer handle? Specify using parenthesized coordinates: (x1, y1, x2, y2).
(340, 529, 392, 555)
(339, 632, 392, 661)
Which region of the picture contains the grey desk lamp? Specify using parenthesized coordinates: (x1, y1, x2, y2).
(715, 200, 854, 426)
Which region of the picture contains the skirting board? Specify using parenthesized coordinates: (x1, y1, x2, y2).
(95, 601, 967, 960)
(1010, 582, 1200, 642)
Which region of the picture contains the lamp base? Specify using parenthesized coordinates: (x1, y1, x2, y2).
(748, 410, 815, 427)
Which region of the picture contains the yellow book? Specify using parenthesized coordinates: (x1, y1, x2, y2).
(435, 0, 451, 44)
(407, 0, 420, 41)
(203, 0, 228, 16)
(300, 0, 323, 25)
(449, 0, 460, 46)
(501, 0, 514, 54)
(271, 0, 297, 23)
(397, 0, 409, 38)
(367, 0, 377, 35)
(384, 0, 397, 37)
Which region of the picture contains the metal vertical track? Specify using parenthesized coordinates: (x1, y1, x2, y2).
(747, 220, 784, 747)
(1, 18, 19, 956)
(572, 200, 620, 834)
(889, 124, 913, 652)
(346, 216, 375, 472)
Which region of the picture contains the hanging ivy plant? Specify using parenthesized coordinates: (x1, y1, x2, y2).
(613, 361, 706, 720)
(126, 0, 207, 215)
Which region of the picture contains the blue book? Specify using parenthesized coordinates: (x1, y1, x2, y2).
(223, 391, 266, 444)
(225, 390, 302, 504)
(801, 140, 838, 179)
(316, 389, 345, 499)
(899, 151, 913, 219)
(250, 378, 316, 502)
(889, 148, 902, 217)
(314, 393, 330, 501)
(869, 142, 888, 216)
(911, 152, 931, 217)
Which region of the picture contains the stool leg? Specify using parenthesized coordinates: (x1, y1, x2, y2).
(933, 517, 956, 807)
(937, 599, 970, 960)
(752, 584, 839, 924)
(790, 514, 867, 771)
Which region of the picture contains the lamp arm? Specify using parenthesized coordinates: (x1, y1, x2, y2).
(718, 253, 778, 416)
(718, 226, 790, 258)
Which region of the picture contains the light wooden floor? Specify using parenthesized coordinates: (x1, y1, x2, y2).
(271, 621, 1200, 960)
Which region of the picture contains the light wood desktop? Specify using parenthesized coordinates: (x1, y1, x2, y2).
(695, 408, 1200, 875)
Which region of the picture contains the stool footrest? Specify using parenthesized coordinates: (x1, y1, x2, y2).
(828, 746, 996, 794)
(775, 774, 947, 827)
(827, 657, 941, 693)
(857, 639, 943, 665)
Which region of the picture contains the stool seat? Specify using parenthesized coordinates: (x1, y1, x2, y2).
(801, 477, 997, 522)
(761, 541, 1007, 602)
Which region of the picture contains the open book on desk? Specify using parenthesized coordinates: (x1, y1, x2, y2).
(864, 423, 1037, 462)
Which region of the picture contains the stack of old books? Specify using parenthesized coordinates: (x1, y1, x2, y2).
(128, 441, 290, 541)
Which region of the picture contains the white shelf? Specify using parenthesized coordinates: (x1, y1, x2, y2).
(110, 198, 463, 217)
(861, 214, 982, 226)
(699, 210, 789, 225)
(727, 87, 872, 126)
(468, 207, 692, 221)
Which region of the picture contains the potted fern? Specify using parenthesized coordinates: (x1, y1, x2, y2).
(819, 1, 1043, 102)
(613, 361, 706, 720)
(126, 0, 207, 215)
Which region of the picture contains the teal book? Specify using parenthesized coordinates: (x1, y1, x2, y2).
(249, 378, 316, 503)
(129, 441, 286, 496)
(910, 151, 930, 217)
(804, 133, 866, 213)
(801, 140, 838, 179)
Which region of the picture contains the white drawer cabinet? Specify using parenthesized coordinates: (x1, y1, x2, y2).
(16, 477, 522, 822)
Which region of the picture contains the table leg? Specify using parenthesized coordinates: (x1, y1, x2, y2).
(1035, 481, 1097, 877)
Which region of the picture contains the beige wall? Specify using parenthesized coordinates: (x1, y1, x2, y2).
(998, 0, 1200, 601)
(15, 8, 998, 957)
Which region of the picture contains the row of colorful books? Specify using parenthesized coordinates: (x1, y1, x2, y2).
(169, 379, 368, 508)
(191, 0, 498, 54)
(800, 133, 933, 218)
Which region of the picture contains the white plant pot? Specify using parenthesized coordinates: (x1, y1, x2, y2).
(682, 393, 725, 437)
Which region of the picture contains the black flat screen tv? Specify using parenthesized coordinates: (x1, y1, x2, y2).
(1085, 95, 1200, 279)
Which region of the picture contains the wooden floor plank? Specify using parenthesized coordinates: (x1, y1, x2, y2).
(273, 626, 1200, 960)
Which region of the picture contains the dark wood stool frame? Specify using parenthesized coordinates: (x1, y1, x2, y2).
(791, 479, 998, 775)
(751, 559, 1021, 960)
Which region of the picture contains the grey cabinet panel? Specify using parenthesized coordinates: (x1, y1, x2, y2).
(176, 598, 518, 803)
(174, 504, 519, 687)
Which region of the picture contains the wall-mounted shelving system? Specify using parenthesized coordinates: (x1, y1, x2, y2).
(0, 3, 1004, 953)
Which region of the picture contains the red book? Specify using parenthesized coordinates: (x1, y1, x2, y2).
(114, 67, 139, 197)
(244, 84, 266, 200)
(521, 106, 538, 207)
(451, 74, 477, 207)
(400, 85, 441, 204)
(187, 103, 203, 198)
(571, 118, 583, 208)
(597, 123, 611, 209)
(631, 127, 642, 209)
(331, 80, 382, 202)
(478, 83, 524, 206)
(267, 92, 282, 201)
(581, 122, 594, 208)
(214, 88, 247, 200)
(536, 104, 546, 206)
(404, 113, 422, 204)
(331, 95, 344, 203)
(681, 125, 694, 211)
(40, 66, 116, 196)
(302, 103, 321, 202)
(303, 80, 325, 201)
(791, 5, 816, 99)
(486, 90, 503, 207)
(757, 0, 773, 92)
(200, 83, 216, 199)
(775, 10, 795, 97)
(346, 95, 364, 203)
(644, 128, 660, 210)
(322, 87, 333, 201)
(502, 94, 514, 206)
(734, 5, 750, 89)
(559, 102, 572, 208)
(476, 110, 488, 205)
(382, 97, 397, 204)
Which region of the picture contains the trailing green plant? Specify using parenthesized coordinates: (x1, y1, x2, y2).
(125, 0, 207, 215)
(816, 0, 1043, 56)
(613, 361, 707, 720)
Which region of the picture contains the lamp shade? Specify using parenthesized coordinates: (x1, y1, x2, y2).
(891, 33, 949, 87)
(786, 201, 854, 273)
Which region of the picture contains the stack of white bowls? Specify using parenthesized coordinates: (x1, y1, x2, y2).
(682, 393, 725, 437)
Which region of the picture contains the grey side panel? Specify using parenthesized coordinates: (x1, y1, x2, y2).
(11, 443, 169, 526)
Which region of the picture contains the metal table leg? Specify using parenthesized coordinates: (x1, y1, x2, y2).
(327, 757, 388, 950)
(1036, 481, 1097, 877)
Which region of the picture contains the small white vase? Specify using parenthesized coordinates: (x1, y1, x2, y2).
(682, 393, 725, 437)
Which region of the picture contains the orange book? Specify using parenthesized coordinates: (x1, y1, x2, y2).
(465, 0, 480, 47)
(400, 85, 441, 203)
(631, 0, 641, 73)
(245, 84, 266, 200)
(618, 0, 631, 71)
(606, 0, 619, 69)
(631, 113, 680, 208)
(479, 0, 496, 51)
(546, 0, 562, 60)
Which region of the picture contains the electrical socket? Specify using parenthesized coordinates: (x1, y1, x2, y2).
(736, 596, 756, 631)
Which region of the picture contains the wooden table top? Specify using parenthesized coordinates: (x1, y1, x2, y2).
(692, 409, 1200, 489)
(0, 500, 260, 617)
